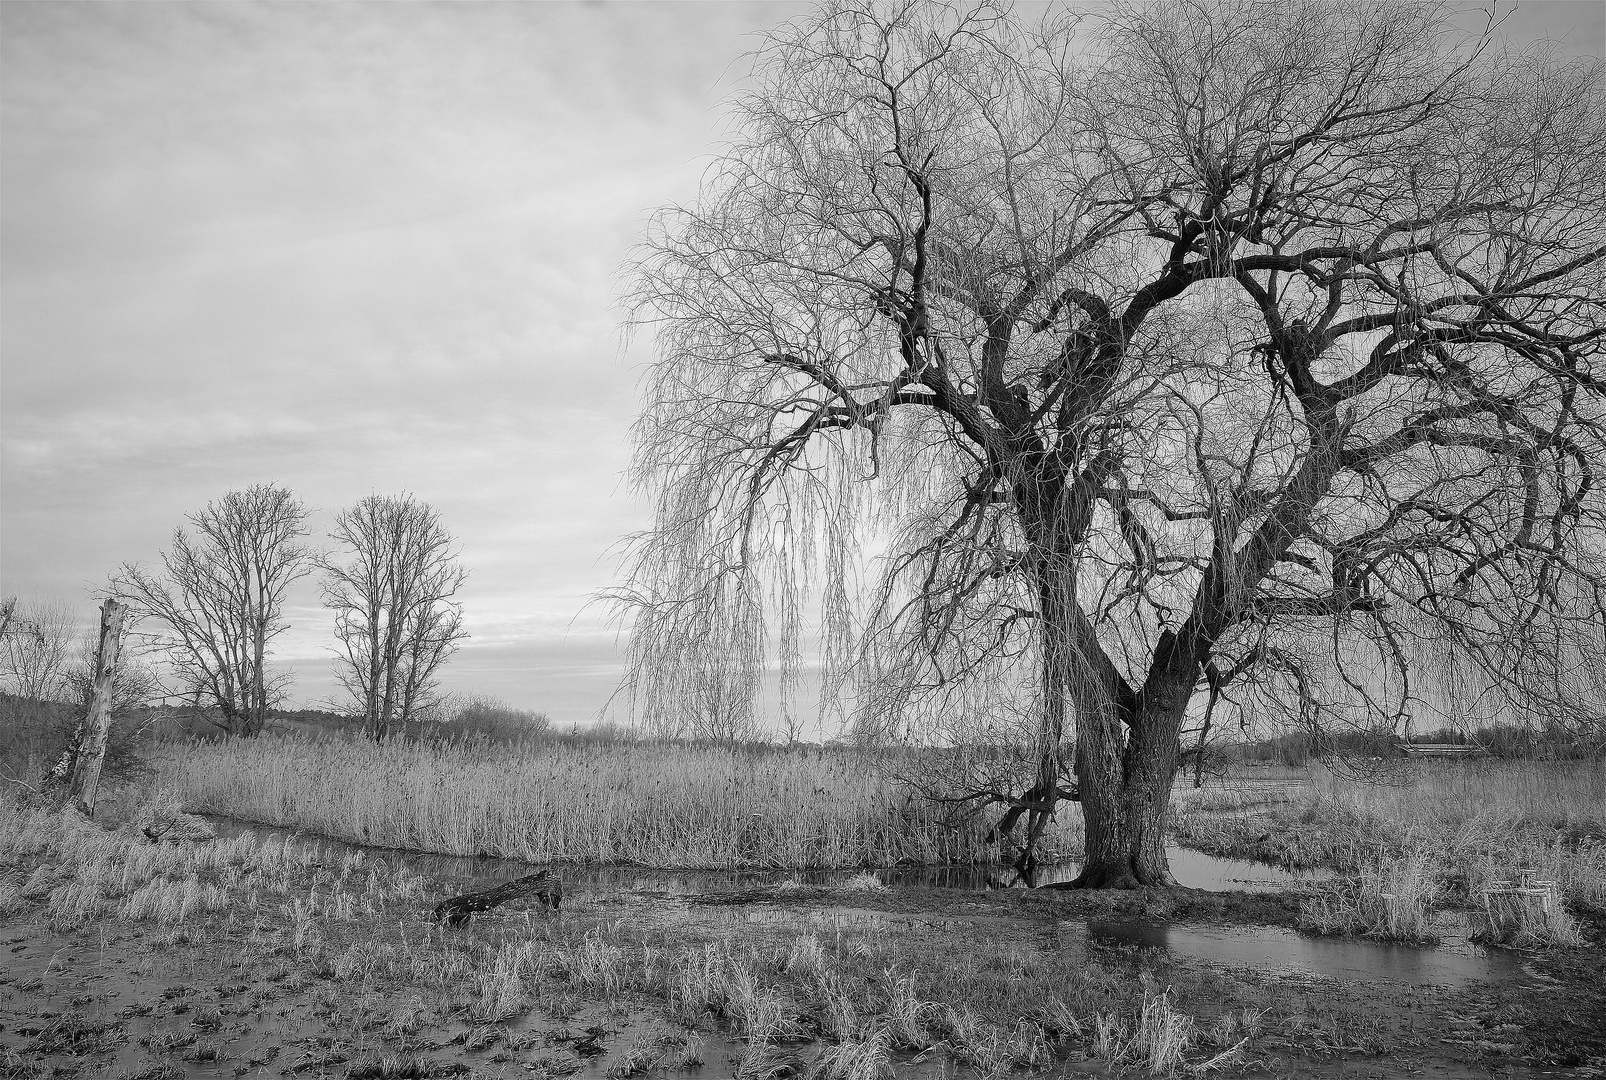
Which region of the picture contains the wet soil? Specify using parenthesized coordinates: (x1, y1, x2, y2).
(0, 913, 762, 1080)
(2, 817, 1600, 1079)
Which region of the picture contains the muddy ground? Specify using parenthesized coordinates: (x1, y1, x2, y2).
(2, 844, 1602, 1080)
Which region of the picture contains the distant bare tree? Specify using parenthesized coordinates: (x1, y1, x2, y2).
(0, 598, 79, 703)
(621, 0, 1606, 886)
(321, 494, 468, 740)
(114, 484, 314, 736)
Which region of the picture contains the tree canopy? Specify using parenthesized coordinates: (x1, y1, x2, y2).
(620, 0, 1606, 884)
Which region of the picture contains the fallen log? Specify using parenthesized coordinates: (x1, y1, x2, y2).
(141, 812, 218, 844)
(432, 870, 561, 926)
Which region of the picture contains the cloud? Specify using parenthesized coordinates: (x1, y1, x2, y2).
(4, 0, 1596, 731)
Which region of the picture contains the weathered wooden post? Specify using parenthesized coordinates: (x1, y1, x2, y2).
(66, 598, 130, 816)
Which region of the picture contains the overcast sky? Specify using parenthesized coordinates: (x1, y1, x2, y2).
(3, 1, 1602, 731)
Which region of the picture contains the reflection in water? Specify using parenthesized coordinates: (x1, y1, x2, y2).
(1031, 847, 1328, 891)
(1072, 918, 1520, 988)
(207, 818, 1321, 895)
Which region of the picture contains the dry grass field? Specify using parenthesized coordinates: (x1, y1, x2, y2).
(146, 732, 1033, 870)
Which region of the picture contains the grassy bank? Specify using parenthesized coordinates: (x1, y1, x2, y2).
(147, 733, 1047, 870)
(1173, 759, 1606, 944)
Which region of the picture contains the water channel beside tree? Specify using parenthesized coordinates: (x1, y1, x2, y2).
(208, 816, 1522, 994)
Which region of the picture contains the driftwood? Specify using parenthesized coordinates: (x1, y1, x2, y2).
(432, 870, 561, 926)
(141, 812, 217, 844)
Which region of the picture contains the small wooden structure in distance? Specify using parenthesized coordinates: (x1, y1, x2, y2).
(1395, 741, 1488, 758)
(1482, 867, 1558, 934)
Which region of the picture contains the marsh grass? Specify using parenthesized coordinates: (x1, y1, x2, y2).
(1174, 759, 1606, 930)
(803, 1025, 892, 1080)
(0, 794, 426, 941)
(1305, 761, 1606, 909)
(152, 734, 1003, 869)
(1089, 993, 1196, 1075)
(604, 1032, 665, 1077)
(1298, 852, 1443, 942)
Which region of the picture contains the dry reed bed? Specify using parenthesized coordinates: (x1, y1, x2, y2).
(150, 735, 1002, 870)
(1305, 760, 1606, 910)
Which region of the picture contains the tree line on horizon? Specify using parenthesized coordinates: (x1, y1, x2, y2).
(1, 484, 479, 742)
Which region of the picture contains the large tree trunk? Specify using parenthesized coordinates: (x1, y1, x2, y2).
(1069, 716, 1178, 888)
(1011, 474, 1203, 889)
(1061, 635, 1197, 889)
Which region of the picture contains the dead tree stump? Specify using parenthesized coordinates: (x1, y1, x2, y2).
(432, 870, 561, 926)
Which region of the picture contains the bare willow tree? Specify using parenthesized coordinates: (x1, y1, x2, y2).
(115, 484, 314, 737)
(620, 0, 1606, 886)
(322, 494, 468, 741)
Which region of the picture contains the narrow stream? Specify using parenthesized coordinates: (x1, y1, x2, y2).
(208, 817, 1318, 893)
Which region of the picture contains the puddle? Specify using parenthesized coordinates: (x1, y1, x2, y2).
(672, 900, 1523, 991)
(1066, 918, 1523, 987)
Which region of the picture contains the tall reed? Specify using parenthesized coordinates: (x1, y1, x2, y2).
(1308, 760, 1606, 910)
(152, 734, 1000, 869)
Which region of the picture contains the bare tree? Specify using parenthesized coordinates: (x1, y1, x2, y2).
(321, 494, 468, 740)
(620, 0, 1606, 886)
(114, 483, 314, 736)
(0, 598, 79, 703)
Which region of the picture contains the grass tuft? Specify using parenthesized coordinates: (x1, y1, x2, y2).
(1299, 852, 1442, 943)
